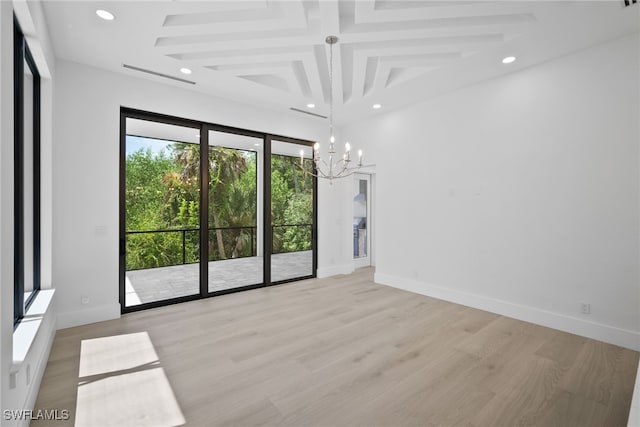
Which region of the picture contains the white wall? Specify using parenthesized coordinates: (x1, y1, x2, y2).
(1, 0, 57, 424)
(53, 60, 354, 328)
(342, 33, 640, 350)
(0, 0, 13, 413)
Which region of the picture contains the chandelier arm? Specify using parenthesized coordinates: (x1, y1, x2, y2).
(296, 163, 325, 179)
(335, 170, 355, 178)
(299, 160, 377, 176)
(297, 163, 377, 180)
(339, 170, 360, 178)
(335, 164, 353, 178)
(331, 158, 349, 169)
(338, 164, 369, 178)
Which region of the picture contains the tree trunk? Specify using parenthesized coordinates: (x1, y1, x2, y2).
(291, 162, 299, 193)
(211, 209, 226, 259)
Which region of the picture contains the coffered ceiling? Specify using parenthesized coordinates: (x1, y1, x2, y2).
(42, 1, 639, 123)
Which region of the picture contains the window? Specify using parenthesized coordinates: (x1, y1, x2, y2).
(14, 16, 41, 326)
(120, 109, 317, 313)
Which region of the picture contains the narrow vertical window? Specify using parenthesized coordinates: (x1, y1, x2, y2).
(14, 16, 41, 325)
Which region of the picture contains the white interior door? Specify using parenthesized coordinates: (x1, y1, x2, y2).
(353, 173, 371, 268)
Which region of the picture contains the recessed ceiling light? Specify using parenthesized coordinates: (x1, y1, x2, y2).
(307, 103, 315, 109)
(372, 104, 382, 109)
(180, 68, 192, 75)
(96, 9, 115, 21)
(502, 56, 516, 64)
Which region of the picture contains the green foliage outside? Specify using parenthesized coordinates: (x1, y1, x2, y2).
(125, 136, 313, 271)
(271, 155, 313, 253)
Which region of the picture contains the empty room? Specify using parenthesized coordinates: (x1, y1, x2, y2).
(1, 0, 639, 426)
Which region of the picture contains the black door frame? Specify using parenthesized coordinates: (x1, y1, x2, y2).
(119, 107, 318, 313)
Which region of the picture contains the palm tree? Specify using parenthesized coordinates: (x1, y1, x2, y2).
(169, 143, 250, 260)
(208, 147, 249, 259)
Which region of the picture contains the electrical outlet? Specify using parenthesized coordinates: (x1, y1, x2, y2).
(9, 371, 17, 389)
(81, 295, 90, 305)
(581, 303, 591, 315)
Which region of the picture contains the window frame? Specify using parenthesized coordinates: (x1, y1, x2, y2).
(14, 15, 42, 326)
(119, 108, 318, 313)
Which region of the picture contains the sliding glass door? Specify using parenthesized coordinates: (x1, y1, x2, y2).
(120, 110, 316, 312)
(270, 140, 315, 282)
(122, 117, 201, 308)
(207, 129, 263, 293)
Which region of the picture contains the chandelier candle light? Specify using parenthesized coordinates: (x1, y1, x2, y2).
(298, 35, 366, 183)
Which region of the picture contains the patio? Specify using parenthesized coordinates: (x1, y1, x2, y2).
(125, 250, 312, 306)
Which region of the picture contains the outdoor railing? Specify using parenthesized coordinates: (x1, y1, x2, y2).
(125, 223, 312, 271)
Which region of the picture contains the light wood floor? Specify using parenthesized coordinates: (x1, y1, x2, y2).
(33, 268, 639, 427)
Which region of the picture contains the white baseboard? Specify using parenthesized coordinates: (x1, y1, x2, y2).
(375, 272, 640, 351)
(56, 303, 121, 330)
(317, 264, 354, 278)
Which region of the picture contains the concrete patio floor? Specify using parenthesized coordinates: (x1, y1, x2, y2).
(125, 251, 313, 306)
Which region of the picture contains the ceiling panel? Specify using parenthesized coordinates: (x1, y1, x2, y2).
(42, 0, 640, 124)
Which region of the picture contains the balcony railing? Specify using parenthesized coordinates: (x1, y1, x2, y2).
(125, 224, 312, 271)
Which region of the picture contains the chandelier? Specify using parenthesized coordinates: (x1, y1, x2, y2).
(299, 35, 365, 182)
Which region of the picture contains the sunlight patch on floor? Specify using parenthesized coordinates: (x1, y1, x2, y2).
(125, 276, 142, 307)
(75, 332, 185, 427)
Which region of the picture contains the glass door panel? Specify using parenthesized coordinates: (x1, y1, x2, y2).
(271, 140, 314, 282)
(124, 118, 201, 307)
(353, 173, 371, 268)
(208, 131, 263, 292)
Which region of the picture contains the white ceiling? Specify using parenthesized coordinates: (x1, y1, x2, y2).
(42, 0, 639, 124)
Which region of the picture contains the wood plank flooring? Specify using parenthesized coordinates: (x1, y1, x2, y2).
(33, 268, 639, 426)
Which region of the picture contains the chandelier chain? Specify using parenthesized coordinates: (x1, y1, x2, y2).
(329, 39, 333, 142)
